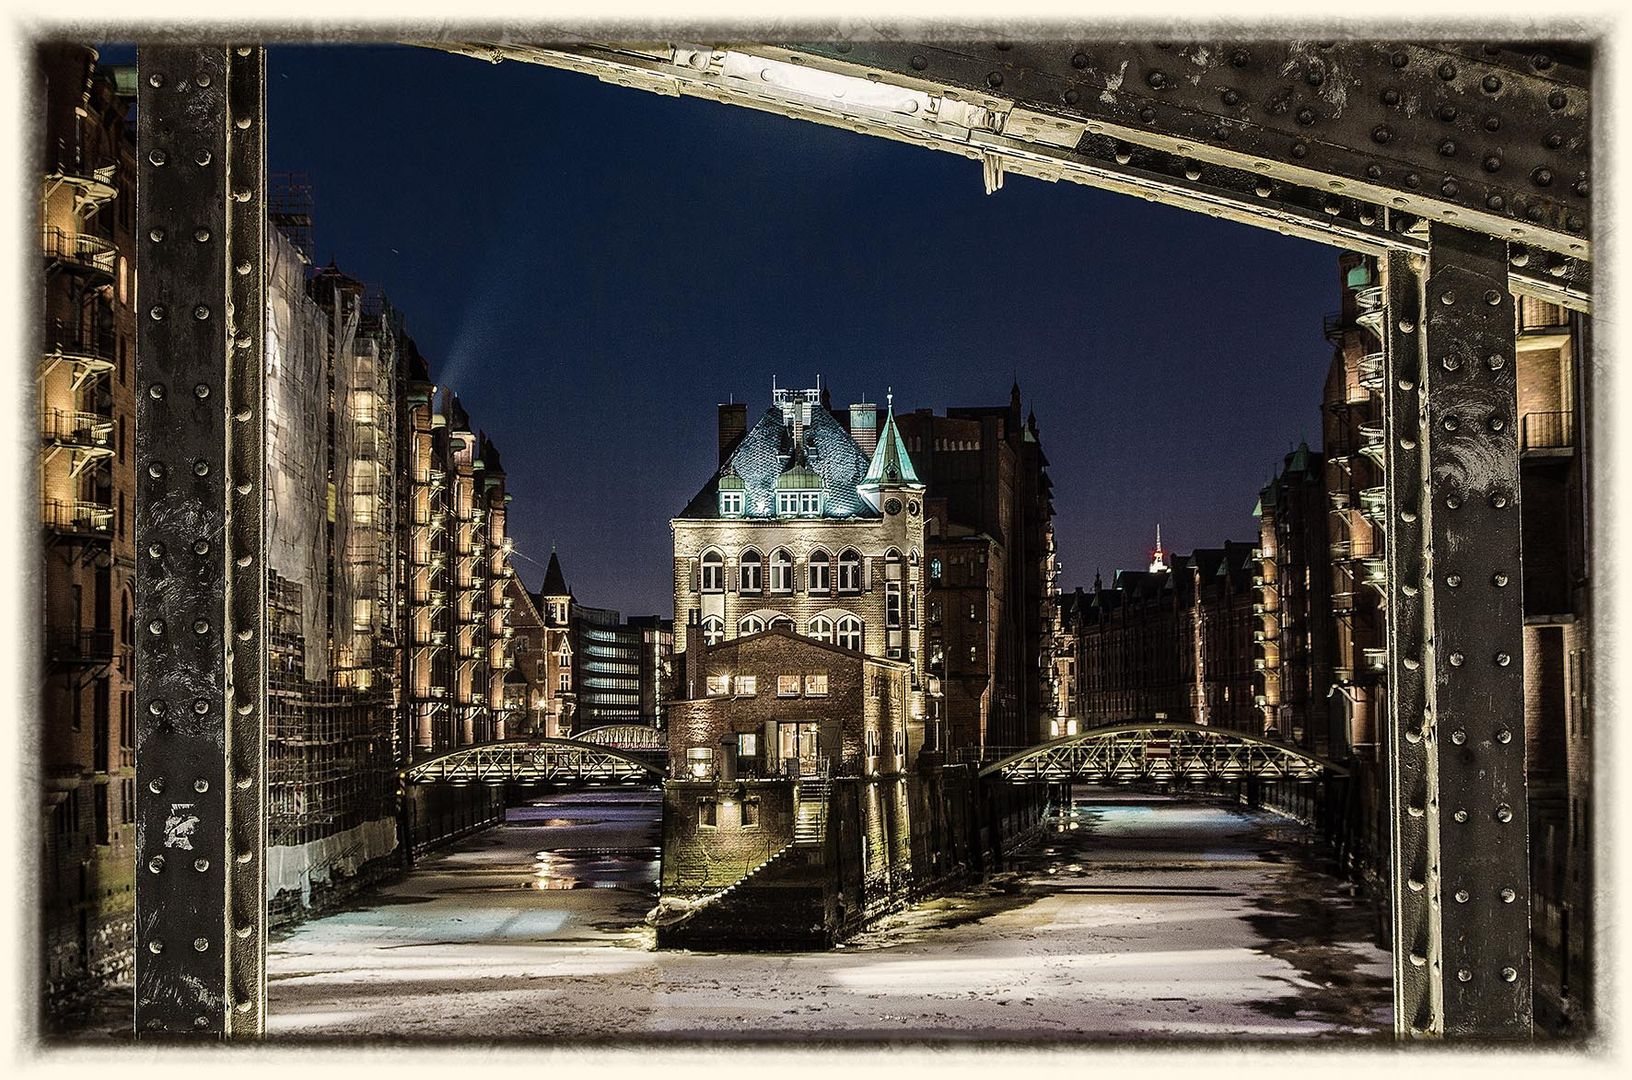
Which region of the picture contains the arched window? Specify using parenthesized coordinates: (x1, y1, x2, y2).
(884, 548, 903, 577)
(837, 548, 862, 592)
(700, 550, 725, 593)
(701, 615, 724, 646)
(807, 549, 831, 593)
(767, 615, 795, 632)
(738, 614, 765, 636)
(739, 548, 763, 594)
(836, 615, 863, 652)
(769, 548, 794, 593)
(808, 615, 834, 643)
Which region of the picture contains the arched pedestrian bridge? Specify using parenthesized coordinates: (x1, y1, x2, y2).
(979, 721, 1346, 784)
(402, 736, 667, 786)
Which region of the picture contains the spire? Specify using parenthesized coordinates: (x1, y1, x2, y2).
(541, 550, 569, 597)
(1149, 524, 1169, 573)
(860, 391, 922, 495)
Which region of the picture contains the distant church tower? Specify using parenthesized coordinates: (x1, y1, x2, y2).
(1149, 524, 1169, 573)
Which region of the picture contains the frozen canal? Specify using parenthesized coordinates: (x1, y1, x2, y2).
(265, 788, 1392, 1042)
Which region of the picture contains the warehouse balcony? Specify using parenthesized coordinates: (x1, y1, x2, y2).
(42, 225, 116, 278)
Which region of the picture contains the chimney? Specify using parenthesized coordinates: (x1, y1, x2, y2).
(718, 402, 748, 465)
(849, 401, 878, 456)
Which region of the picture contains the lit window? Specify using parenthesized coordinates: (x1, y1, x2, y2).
(777, 675, 801, 697)
(738, 732, 758, 757)
(837, 615, 863, 652)
(739, 549, 763, 593)
(770, 549, 794, 592)
(866, 730, 879, 757)
(558, 672, 570, 692)
(930, 557, 942, 581)
(799, 491, 820, 515)
(702, 616, 724, 646)
(804, 674, 828, 697)
(738, 614, 765, 636)
(808, 615, 834, 643)
(736, 675, 757, 696)
(687, 746, 715, 780)
(837, 548, 862, 592)
(886, 582, 902, 629)
(706, 674, 730, 696)
(808, 549, 831, 592)
(700, 550, 725, 592)
(719, 490, 744, 515)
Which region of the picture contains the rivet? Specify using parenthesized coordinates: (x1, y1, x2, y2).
(193, 698, 209, 715)
(1548, 91, 1567, 110)
(149, 227, 166, 242)
(1443, 415, 1460, 432)
(1491, 491, 1509, 509)
(1390, 50, 1408, 68)
(196, 71, 212, 87)
(1487, 353, 1506, 370)
(1501, 966, 1518, 982)
(1255, 182, 1272, 197)
(1409, 953, 1428, 968)
(1404, 172, 1420, 188)
(195, 778, 210, 792)
(1510, 249, 1530, 267)
(237, 46, 253, 57)
(149, 383, 166, 399)
(148, 939, 164, 954)
(1398, 318, 1416, 333)
(1451, 728, 1467, 744)
(1501, 887, 1516, 903)
(1438, 139, 1456, 156)
(1291, 141, 1308, 159)
(1454, 809, 1469, 822)
(1407, 877, 1424, 892)
(148, 148, 167, 166)
(194, 937, 210, 952)
(1184, 165, 1202, 181)
(194, 227, 211, 242)
(1457, 969, 1472, 982)
(148, 703, 166, 719)
(1146, 70, 1166, 89)
(148, 855, 165, 873)
(1495, 651, 1511, 666)
(1446, 492, 1462, 509)
(1496, 728, 1513, 744)
(1492, 571, 1509, 587)
(235, 481, 252, 495)
(194, 305, 210, 321)
(1222, 89, 1241, 106)
(1372, 125, 1392, 143)
(235, 333, 252, 349)
(1533, 53, 1553, 70)
(194, 1016, 209, 1029)
(236, 628, 253, 641)
(194, 858, 210, 872)
(1489, 415, 1507, 432)
(1484, 115, 1501, 132)
(1482, 74, 1501, 93)
(194, 149, 212, 166)
(150, 305, 167, 321)
(1297, 107, 1316, 125)
(148, 619, 165, 635)
(1454, 889, 1470, 903)
(986, 71, 1004, 88)
(234, 188, 252, 202)
(236, 261, 252, 276)
(236, 777, 254, 791)
(1497, 803, 1514, 823)
(193, 619, 210, 635)
(1483, 155, 1502, 173)
(1447, 573, 1462, 587)
(1438, 61, 1456, 79)
(235, 407, 252, 422)
(1566, 216, 1585, 233)
(1532, 167, 1554, 187)
(1484, 289, 1503, 306)
(1401, 509, 1418, 523)
(193, 539, 209, 555)
(1449, 651, 1465, 667)
(1380, 89, 1400, 107)
(148, 72, 165, 88)
(1441, 180, 1459, 197)
(235, 920, 254, 934)
(237, 701, 253, 716)
(1573, 178, 1589, 197)
(1438, 104, 1457, 122)
(1442, 353, 1461, 371)
(193, 460, 209, 477)
(1440, 290, 1456, 306)
(194, 382, 211, 399)
(236, 116, 253, 129)
(1138, 107, 1155, 123)
(236, 553, 254, 568)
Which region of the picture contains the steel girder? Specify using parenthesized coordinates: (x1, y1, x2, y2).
(424, 39, 1591, 311)
(980, 721, 1343, 783)
(573, 723, 669, 752)
(402, 737, 665, 785)
(133, 45, 267, 1037)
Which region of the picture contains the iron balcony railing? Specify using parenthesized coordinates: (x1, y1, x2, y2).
(42, 225, 116, 276)
(1357, 352, 1385, 391)
(1521, 411, 1575, 453)
(40, 408, 114, 449)
(47, 626, 115, 665)
(41, 497, 114, 537)
(43, 319, 117, 367)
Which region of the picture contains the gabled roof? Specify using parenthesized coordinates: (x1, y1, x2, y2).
(678, 403, 877, 520)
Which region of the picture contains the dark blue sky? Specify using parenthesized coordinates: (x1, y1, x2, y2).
(114, 44, 1343, 616)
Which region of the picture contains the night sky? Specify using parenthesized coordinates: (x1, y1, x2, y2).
(111, 43, 1343, 617)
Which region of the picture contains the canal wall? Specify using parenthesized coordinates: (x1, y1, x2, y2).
(657, 764, 1048, 949)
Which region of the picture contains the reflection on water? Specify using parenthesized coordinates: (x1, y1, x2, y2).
(532, 846, 661, 891)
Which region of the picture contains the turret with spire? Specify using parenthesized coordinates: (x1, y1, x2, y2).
(858, 388, 925, 508)
(1149, 524, 1169, 573)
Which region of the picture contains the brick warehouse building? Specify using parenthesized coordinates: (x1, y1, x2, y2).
(895, 383, 1060, 755)
(671, 385, 928, 723)
(38, 44, 138, 1003)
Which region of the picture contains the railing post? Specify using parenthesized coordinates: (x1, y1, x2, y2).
(134, 44, 266, 1038)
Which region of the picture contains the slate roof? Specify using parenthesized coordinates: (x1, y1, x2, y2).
(540, 551, 570, 597)
(860, 403, 922, 489)
(679, 404, 878, 520)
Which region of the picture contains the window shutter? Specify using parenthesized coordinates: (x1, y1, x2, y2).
(863, 555, 872, 592)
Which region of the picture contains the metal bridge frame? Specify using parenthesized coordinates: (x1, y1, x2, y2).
(980, 721, 1346, 784)
(132, 36, 1583, 1039)
(401, 737, 664, 785)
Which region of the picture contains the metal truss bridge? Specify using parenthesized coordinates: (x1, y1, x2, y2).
(402, 736, 666, 786)
(980, 721, 1345, 784)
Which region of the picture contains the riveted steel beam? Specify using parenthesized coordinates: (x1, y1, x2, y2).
(423, 40, 1591, 310)
(134, 44, 266, 1039)
(1381, 247, 1441, 1035)
(1417, 224, 1532, 1037)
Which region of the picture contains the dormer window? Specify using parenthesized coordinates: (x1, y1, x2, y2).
(720, 490, 744, 516)
(776, 490, 821, 516)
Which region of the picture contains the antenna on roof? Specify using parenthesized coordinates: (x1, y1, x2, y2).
(886, 386, 894, 410)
